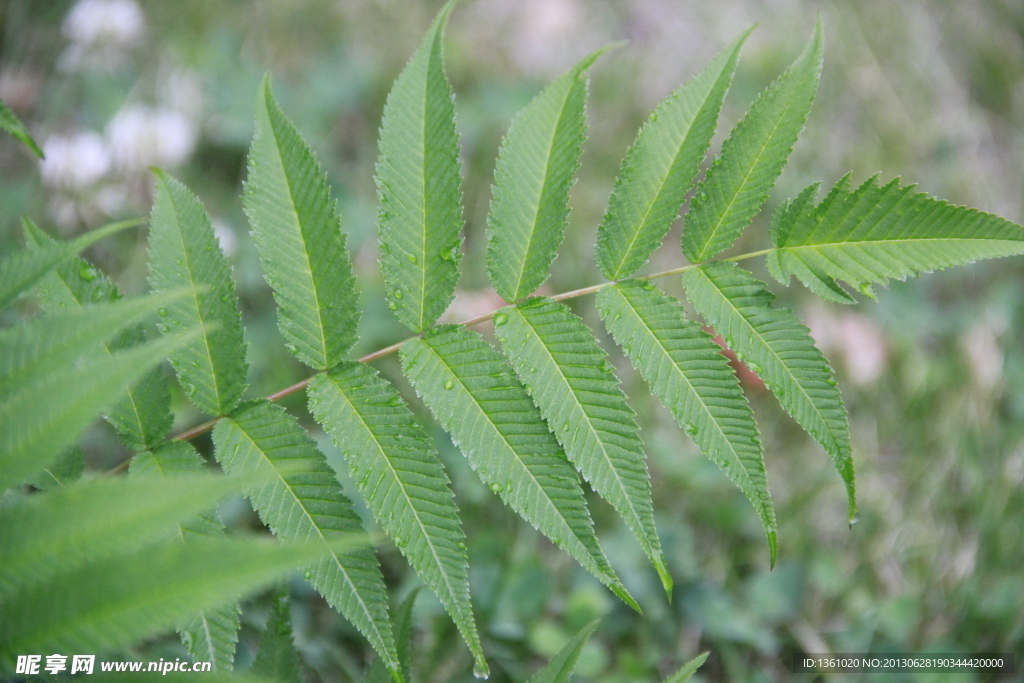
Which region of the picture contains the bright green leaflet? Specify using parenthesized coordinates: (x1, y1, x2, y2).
(130, 442, 241, 673)
(684, 262, 856, 521)
(212, 400, 398, 678)
(768, 173, 1024, 303)
(24, 219, 174, 451)
(376, 0, 463, 333)
(0, 218, 134, 311)
(0, 95, 43, 158)
(682, 20, 823, 263)
(244, 75, 360, 369)
(0, 472, 243, 597)
(252, 592, 301, 683)
(399, 326, 638, 613)
(525, 619, 600, 683)
(0, 329, 198, 493)
(495, 298, 671, 595)
(0, 536, 332, 669)
(596, 30, 749, 280)
(148, 169, 249, 417)
(598, 281, 776, 565)
(486, 48, 605, 302)
(665, 652, 710, 683)
(307, 362, 485, 677)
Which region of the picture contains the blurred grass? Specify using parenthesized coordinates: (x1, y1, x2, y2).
(1, 0, 1023, 680)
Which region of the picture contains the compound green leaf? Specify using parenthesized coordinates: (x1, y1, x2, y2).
(495, 298, 670, 594)
(376, 0, 463, 333)
(148, 170, 249, 417)
(130, 442, 241, 672)
(526, 619, 600, 683)
(400, 326, 637, 613)
(212, 400, 398, 676)
(0, 536, 334, 669)
(0, 329, 199, 492)
(684, 262, 855, 522)
(768, 173, 1024, 303)
(487, 49, 606, 302)
(245, 75, 360, 369)
(596, 31, 749, 280)
(24, 219, 173, 451)
(0, 217, 134, 310)
(598, 282, 776, 564)
(307, 362, 484, 677)
(0, 96, 43, 158)
(682, 20, 823, 263)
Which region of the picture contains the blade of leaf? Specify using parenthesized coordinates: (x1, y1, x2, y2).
(0, 96, 43, 157)
(665, 652, 710, 683)
(768, 174, 1024, 301)
(212, 400, 399, 677)
(0, 472, 248, 597)
(683, 262, 856, 522)
(0, 217, 136, 310)
(252, 591, 301, 683)
(495, 298, 671, 595)
(596, 30, 750, 280)
(486, 47, 609, 302)
(598, 282, 776, 565)
(244, 75, 360, 370)
(0, 536, 337, 666)
(308, 362, 486, 676)
(130, 442, 241, 672)
(526, 619, 600, 683)
(148, 169, 249, 417)
(23, 218, 174, 451)
(682, 19, 823, 263)
(0, 328, 200, 492)
(24, 446, 83, 491)
(376, 0, 464, 333)
(399, 326, 638, 612)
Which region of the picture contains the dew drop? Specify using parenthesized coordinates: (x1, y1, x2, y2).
(849, 515, 860, 527)
(444, 379, 454, 390)
(406, 254, 418, 264)
(489, 482, 503, 494)
(379, 242, 390, 254)
(493, 312, 508, 327)
(393, 289, 404, 299)
(387, 301, 398, 310)
(642, 281, 656, 290)
(157, 308, 167, 316)
(472, 663, 490, 680)
(746, 361, 762, 374)
(79, 262, 99, 281)
(441, 245, 460, 262)
(155, 323, 168, 333)
(684, 423, 698, 436)
(529, 367, 536, 373)
(825, 377, 838, 386)
(303, 570, 312, 581)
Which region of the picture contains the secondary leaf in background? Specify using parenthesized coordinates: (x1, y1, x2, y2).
(0, 536, 333, 670)
(244, 75, 360, 369)
(376, 0, 463, 333)
(308, 362, 485, 677)
(24, 446, 83, 491)
(682, 20, 823, 263)
(486, 48, 606, 302)
(400, 326, 637, 612)
(130, 442, 241, 672)
(212, 400, 398, 676)
(596, 31, 750, 280)
(0, 472, 246, 597)
(148, 170, 249, 417)
(684, 262, 856, 522)
(0, 329, 199, 492)
(24, 219, 174, 451)
(664, 652, 710, 683)
(598, 281, 776, 565)
(768, 173, 1024, 303)
(0, 217, 135, 310)
(252, 592, 301, 683)
(364, 589, 420, 683)
(0, 96, 43, 158)
(495, 298, 670, 595)
(525, 619, 600, 683)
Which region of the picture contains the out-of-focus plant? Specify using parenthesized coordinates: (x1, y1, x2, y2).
(2, 1, 1023, 681)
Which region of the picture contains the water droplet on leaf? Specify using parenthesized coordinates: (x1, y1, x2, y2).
(444, 379, 454, 390)
(493, 313, 508, 327)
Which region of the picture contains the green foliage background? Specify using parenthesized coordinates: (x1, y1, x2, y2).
(1, 0, 1022, 680)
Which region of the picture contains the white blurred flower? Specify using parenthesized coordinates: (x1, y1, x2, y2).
(212, 219, 238, 258)
(106, 106, 197, 172)
(39, 132, 112, 190)
(60, 0, 145, 71)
